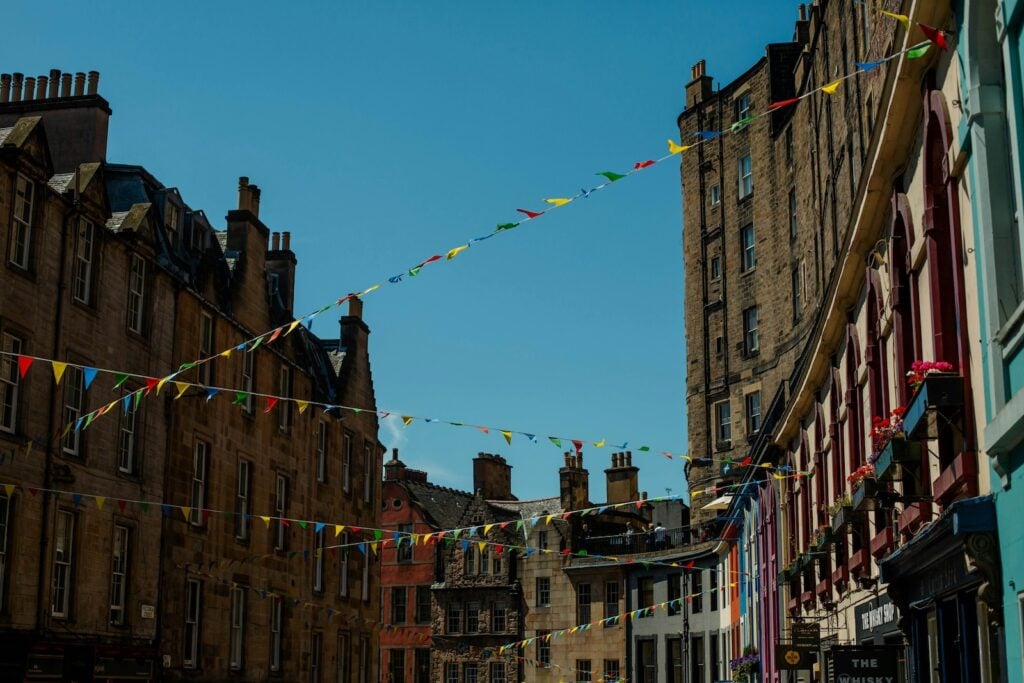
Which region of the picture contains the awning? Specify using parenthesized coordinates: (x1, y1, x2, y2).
(701, 495, 733, 511)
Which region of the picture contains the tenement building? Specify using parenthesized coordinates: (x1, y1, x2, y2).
(681, 0, 1009, 681)
(0, 69, 382, 681)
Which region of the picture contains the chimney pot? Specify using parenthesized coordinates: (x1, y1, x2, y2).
(271, 232, 280, 250)
(86, 70, 99, 95)
(626, 452, 632, 466)
(60, 73, 71, 97)
(48, 69, 60, 98)
(73, 72, 85, 96)
(251, 186, 261, 217)
(282, 231, 291, 250)
(564, 453, 571, 467)
(24, 77, 35, 101)
(0, 74, 10, 103)
(11, 73, 23, 102)
(348, 296, 363, 320)
(391, 448, 399, 461)
(35, 76, 48, 100)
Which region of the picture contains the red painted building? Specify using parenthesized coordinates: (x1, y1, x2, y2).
(379, 450, 473, 683)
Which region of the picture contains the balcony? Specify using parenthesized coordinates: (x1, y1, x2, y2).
(849, 549, 870, 576)
(815, 578, 832, 599)
(932, 451, 978, 506)
(898, 502, 931, 536)
(832, 564, 849, 590)
(904, 375, 964, 439)
(870, 527, 894, 559)
(580, 526, 689, 558)
(874, 439, 921, 481)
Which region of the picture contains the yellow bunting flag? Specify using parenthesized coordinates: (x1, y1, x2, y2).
(297, 401, 310, 415)
(446, 245, 469, 260)
(157, 376, 171, 395)
(181, 507, 192, 521)
(174, 382, 189, 399)
(544, 198, 572, 207)
(821, 79, 842, 95)
(501, 430, 512, 445)
(4, 484, 15, 497)
(95, 496, 105, 510)
(361, 284, 380, 296)
(402, 416, 414, 427)
(335, 524, 344, 537)
(285, 319, 302, 336)
(545, 514, 555, 525)
(483, 524, 494, 536)
(594, 439, 606, 448)
(880, 9, 911, 31)
(52, 361, 68, 385)
(668, 139, 689, 155)
(477, 541, 486, 552)
(220, 349, 233, 358)
(260, 516, 271, 527)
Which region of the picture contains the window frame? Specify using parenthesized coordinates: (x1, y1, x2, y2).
(316, 422, 328, 484)
(61, 366, 85, 456)
(714, 401, 732, 449)
(275, 474, 288, 551)
(391, 586, 407, 625)
(309, 631, 322, 683)
(117, 386, 138, 475)
(241, 350, 255, 415)
(336, 631, 349, 682)
(51, 509, 75, 619)
(314, 529, 326, 593)
(191, 441, 208, 526)
(278, 365, 292, 433)
(746, 391, 762, 435)
(229, 585, 246, 670)
(735, 92, 751, 121)
(743, 306, 760, 355)
(415, 586, 431, 624)
(9, 174, 34, 270)
(537, 631, 551, 666)
(236, 460, 251, 541)
(199, 313, 214, 386)
(576, 659, 593, 683)
(638, 577, 654, 617)
(0, 493, 9, 611)
(710, 184, 721, 206)
(491, 602, 507, 633)
(184, 578, 202, 669)
(536, 576, 550, 607)
(339, 532, 350, 597)
(126, 253, 146, 335)
(72, 218, 95, 305)
(270, 597, 283, 672)
(397, 523, 414, 563)
(710, 255, 721, 281)
(465, 602, 480, 634)
(604, 580, 620, 621)
(737, 154, 753, 199)
(446, 603, 462, 634)
(342, 432, 352, 494)
(576, 582, 592, 626)
(0, 332, 23, 433)
(740, 224, 756, 272)
(109, 524, 129, 626)
(363, 442, 374, 503)
(489, 661, 505, 683)
(789, 189, 798, 240)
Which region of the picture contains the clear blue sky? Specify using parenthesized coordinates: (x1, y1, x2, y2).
(9, 2, 798, 502)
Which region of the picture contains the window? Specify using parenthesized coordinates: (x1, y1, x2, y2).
(464, 663, 478, 683)
(710, 634, 720, 681)
(786, 126, 794, 166)
(270, 599, 283, 671)
(793, 267, 803, 321)
(110, 525, 129, 625)
(1, 332, 23, 433)
(398, 523, 414, 563)
(737, 155, 753, 199)
(342, 433, 352, 494)
(388, 649, 404, 683)
(710, 255, 721, 281)
(538, 531, 548, 549)
(413, 649, 430, 683)
(199, 314, 214, 385)
(235, 461, 250, 541)
(391, 587, 407, 624)
(364, 443, 374, 503)
(789, 190, 798, 239)
(361, 555, 370, 602)
(604, 581, 620, 621)
(241, 350, 254, 414)
(667, 574, 681, 616)
(165, 201, 180, 237)
(445, 663, 459, 683)
(714, 402, 732, 448)
(278, 365, 291, 432)
(358, 636, 370, 683)
(690, 635, 705, 683)
(191, 441, 207, 526)
(117, 388, 137, 474)
(479, 547, 489, 576)
(710, 566, 719, 611)
(447, 603, 461, 633)
(537, 577, 550, 606)
(537, 631, 551, 666)
(314, 530, 325, 593)
(604, 660, 621, 683)
(316, 422, 328, 483)
(710, 184, 721, 206)
(492, 602, 507, 632)
(735, 93, 751, 120)
(740, 224, 756, 271)
(715, 335, 724, 357)
(9, 175, 34, 269)
(668, 638, 684, 683)
(230, 587, 246, 670)
(637, 640, 657, 683)
(275, 475, 288, 550)
(73, 219, 95, 304)
(692, 571, 703, 613)
(491, 550, 502, 576)
(415, 586, 431, 623)
(489, 661, 505, 683)
(339, 532, 349, 597)
(576, 660, 593, 682)
(126, 254, 146, 334)
(0, 494, 9, 609)
(639, 578, 654, 616)
(337, 632, 350, 682)
(61, 366, 85, 455)
(466, 602, 480, 633)
(577, 582, 592, 625)
(464, 546, 475, 574)
(745, 391, 762, 435)
(310, 632, 322, 683)
(184, 579, 201, 669)
(743, 306, 759, 354)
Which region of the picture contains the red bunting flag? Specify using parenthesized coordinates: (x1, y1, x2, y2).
(267, 327, 283, 344)
(634, 160, 655, 169)
(419, 255, 442, 266)
(571, 440, 583, 453)
(117, 499, 127, 513)
(28, 487, 38, 497)
(684, 560, 695, 570)
(264, 397, 279, 414)
(17, 355, 33, 378)
(919, 24, 947, 49)
(477, 426, 490, 434)
(144, 377, 159, 395)
(768, 98, 800, 110)
(516, 209, 544, 219)
(740, 456, 752, 466)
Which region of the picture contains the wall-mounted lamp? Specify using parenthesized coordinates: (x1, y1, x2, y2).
(869, 239, 888, 268)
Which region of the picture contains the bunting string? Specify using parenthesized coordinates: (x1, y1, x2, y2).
(52, 17, 946, 438)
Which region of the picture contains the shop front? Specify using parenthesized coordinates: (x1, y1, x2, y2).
(853, 594, 907, 682)
(879, 496, 1004, 682)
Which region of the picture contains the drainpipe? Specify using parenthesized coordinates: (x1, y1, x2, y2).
(35, 168, 75, 632)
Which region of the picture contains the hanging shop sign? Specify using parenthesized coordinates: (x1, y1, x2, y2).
(792, 622, 821, 647)
(830, 645, 899, 683)
(775, 643, 817, 670)
(854, 595, 900, 643)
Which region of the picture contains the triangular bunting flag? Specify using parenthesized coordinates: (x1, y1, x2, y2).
(17, 355, 34, 378)
(181, 507, 191, 521)
(83, 367, 98, 390)
(51, 361, 68, 385)
(548, 437, 561, 448)
(260, 516, 271, 527)
(880, 9, 911, 31)
(667, 139, 689, 154)
(95, 496, 105, 510)
(516, 209, 544, 219)
(174, 382, 189, 399)
(446, 245, 469, 260)
(544, 198, 571, 207)
(596, 171, 625, 182)
(501, 430, 512, 445)
(263, 397, 279, 414)
(907, 43, 932, 60)
(821, 79, 842, 95)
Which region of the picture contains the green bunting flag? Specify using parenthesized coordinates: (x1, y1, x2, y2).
(907, 43, 931, 59)
(113, 373, 129, 389)
(596, 171, 625, 182)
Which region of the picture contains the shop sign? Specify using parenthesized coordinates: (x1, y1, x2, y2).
(775, 643, 817, 670)
(831, 645, 899, 683)
(792, 622, 820, 647)
(854, 595, 899, 642)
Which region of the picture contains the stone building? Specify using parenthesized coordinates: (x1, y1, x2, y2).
(0, 69, 382, 681)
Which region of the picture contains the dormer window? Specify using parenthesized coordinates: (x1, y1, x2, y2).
(165, 201, 180, 240)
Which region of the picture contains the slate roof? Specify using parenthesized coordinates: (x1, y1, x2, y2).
(403, 480, 474, 530)
(488, 496, 563, 520)
(0, 127, 11, 146)
(48, 172, 75, 193)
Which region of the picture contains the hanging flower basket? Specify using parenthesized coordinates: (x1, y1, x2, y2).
(903, 363, 963, 439)
(831, 504, 855, 533)
(874, 438, 921, 481)
(851, 476, 878, 512)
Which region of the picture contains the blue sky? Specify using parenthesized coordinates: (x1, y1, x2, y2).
(9, 2, 798, 502)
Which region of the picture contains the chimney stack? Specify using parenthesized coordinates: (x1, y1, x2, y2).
(685, 60, 714, 110)
(60, 72, 71, 97)
(73, 72, 85, 96)
(605, 450, 639, 505)
(559, 451, 590, 512)
(48, 70, 60, 98)
(236, 176, 262, 217)
(348, 296, 363, 320)
(473, 453, 513, 500)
